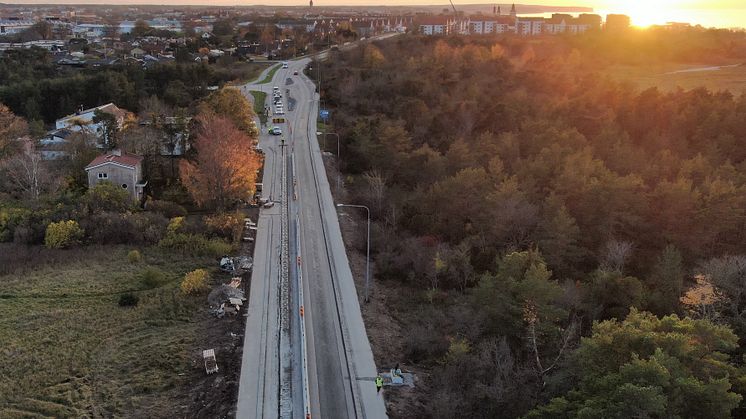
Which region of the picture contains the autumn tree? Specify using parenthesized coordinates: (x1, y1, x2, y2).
(132, 20, 151, 38)
(0, 104, 29, 158)
(179, 112, 262, 209)
(198, 88, 258, 137)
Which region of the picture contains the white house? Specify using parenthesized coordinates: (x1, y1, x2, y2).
(38, 128, 75, 160)
(56, 103, 128, 147)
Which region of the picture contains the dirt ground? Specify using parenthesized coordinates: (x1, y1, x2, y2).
(182, 206, 259, 418)
(324, 155, 430, 418)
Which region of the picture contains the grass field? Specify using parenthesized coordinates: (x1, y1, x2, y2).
(605, 62, 746, 94)
(0, 245, 214, 418)
(258, 64, 281, 84)
(250, 90, 267, 125)
(222, 61, 271, 85)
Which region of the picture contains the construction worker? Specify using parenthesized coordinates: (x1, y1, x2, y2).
(375, 375, 383, 393)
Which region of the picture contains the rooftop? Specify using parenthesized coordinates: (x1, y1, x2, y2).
(85, 151, 143, 170)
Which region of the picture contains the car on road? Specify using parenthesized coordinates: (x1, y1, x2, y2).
(293, 70, 299, 75)
(268, 126, 282, 135)
(282, 62, 289, 69)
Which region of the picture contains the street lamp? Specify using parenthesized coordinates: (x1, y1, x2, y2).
(316, 131, 340, 193)
(336, 203, 371, 303)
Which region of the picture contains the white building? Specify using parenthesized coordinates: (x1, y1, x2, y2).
(419, 17, 452, 35)
(72, 23, 108, 39)
(0, 19, 35, 35)
(56, 103, 128, 147)
(118, 19, 182, 34)
(517, 17, 544, 36)
(544, 14, 601, 34)
(469, 16, 516, 34)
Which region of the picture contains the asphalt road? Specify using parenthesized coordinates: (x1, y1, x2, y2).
(238, 44, 390, 419)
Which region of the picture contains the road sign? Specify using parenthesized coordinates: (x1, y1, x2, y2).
(319, 109, 330, 120)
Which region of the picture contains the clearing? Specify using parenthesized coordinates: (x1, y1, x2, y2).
(605, 62, 746, 93)
(0, 244, 245, 418)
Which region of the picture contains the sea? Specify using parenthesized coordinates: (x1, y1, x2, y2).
(520, 8, 746, 30)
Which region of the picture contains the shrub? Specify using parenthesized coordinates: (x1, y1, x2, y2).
(159, 232, 233, 257)
(129, 212, 168, 244)
(86, 181, 133, 213)
(181, 269, 210, 294)
(204, 212, 243, 242)
(0, 206, 31, 242)
(139, 267, 169, 289)
(83, 211, 135, 244)
(167, 216, 185, 234)
(44, 220, 84, 249)
(146, 199, 187, 218)
(118, 293, 139, 307)
(128, 249, 142, 263)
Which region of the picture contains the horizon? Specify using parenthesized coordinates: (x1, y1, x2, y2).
(2, 1, 745, 29)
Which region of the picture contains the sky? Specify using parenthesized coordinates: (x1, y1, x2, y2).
(9, 0, 746, 28)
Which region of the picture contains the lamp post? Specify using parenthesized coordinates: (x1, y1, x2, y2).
(316, 131, 341, 193)
(336, 203, 371, 303)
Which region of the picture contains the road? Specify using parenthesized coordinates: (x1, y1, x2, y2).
(237, 45, 389, 418)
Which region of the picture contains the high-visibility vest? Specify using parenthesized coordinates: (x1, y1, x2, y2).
(375, 377, 383, 387)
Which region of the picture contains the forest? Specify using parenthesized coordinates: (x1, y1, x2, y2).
(0, 47, 257, 125)
(317, 27, 746, 418)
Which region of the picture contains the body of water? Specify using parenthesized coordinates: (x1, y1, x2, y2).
(520, 9, 746, 30)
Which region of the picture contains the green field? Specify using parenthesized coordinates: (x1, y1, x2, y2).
(606, 62, 746, 93)
(257, 64, 281, 84)
(250, 90, 267, 125)
(0, 246, 213, 418)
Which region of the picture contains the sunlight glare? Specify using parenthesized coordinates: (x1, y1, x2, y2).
(612, 0, 689, 27)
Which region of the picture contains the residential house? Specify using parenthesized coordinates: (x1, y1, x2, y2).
(55, 103, 128, 147)
(130, 47, 146, 58)
(85, 150, 146, 201)
(38, 128, 75, 160)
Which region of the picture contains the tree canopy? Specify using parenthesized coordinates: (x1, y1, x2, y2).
(179, 111, 261, 209)
(527, 309, 743, 419)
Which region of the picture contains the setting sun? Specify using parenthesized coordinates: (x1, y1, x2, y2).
(605, 0, 686, 27)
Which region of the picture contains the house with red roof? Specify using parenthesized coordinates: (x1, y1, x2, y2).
(85, 150, 147, 201)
